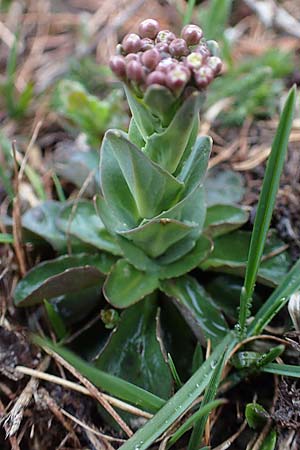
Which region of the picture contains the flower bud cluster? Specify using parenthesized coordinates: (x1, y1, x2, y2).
(110, 19, 222, 96)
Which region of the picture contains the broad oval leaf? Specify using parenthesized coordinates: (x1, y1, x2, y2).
(14, 253, 114, 306)
(200, 230, 291, 287)
(103, 130, 183, 219)
(159, 235, 212, 280)
(160, 275, 228, 346)
(95, 297, 173, 399)
(205, 169, 245, 206)
(204, 204, 248, 237)
(104, 259, 159, 308)
(144, 92, 202, 173)
(57, 200, 122, 255)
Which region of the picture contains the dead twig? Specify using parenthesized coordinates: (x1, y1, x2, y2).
(38, 344, 134, 437)
(2, 356, 50, 437)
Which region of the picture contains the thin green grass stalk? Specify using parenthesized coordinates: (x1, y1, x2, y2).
(32, 335, 165, 413)
(183, 0, 196, 26)
(118, 333, 234, 450)
(52, 172, 66, 202)
(188, 352, 226, 449)
(168, 353, 183, 388)
(238, 86, 297, 337)
(248, 256, 300, 336)
(167, 399, 225, 448)
(201, 0, 233, 40)
(24, 165, 47, 201)
(261, 363, 300, 378)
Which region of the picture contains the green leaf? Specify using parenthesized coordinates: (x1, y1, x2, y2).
(128, 118, 145, 148)
(22, 201, 69, 252)
(239, 85, 296, 335)
(161, 302, 196, 382)
(53, 145, 99, 196)
(103, 130, 183, 219)
(144, 92, 202, 173)
(44, 300, 68, 340)
(14, 253, 112, 306)
(205, 170, 245, 206)
(124, 85, 159, 139)
(176, 135, 212, 196)
(161, 275, 228, 346)
(100, 132, 140, 229)
(167, 399, 225, 448)
(57, 200, 122, 255)
(95, 297, 173, 399)
(200, 230, 291, 287)
(188, 352, 226, 449)
(204, 204, 248, 237)
(144, 85, 176, 126)
(249, 257, 300, 336)
(103, 259, 159, 308)
(261, 363, 300, 378)
(245, 403, 269, 430)
(159, 235, 213, 280)
(260, 430, 277, 450)
(120, 218, 195, 259)
(118, 333, 235, 450)
(32, 335, 164, 413)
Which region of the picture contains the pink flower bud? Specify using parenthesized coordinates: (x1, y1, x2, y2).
(122, 33, 142, 54)
(138, 19, 160, 39)
(146, 71, 166, 86)
(141, 38, 154, 51)
(156, 30, 176, 44)
(141, 48, 161, 70)
(166, 65, 191, 93)
(169, 38, 189, 58)
(109, 56, 126, 78)
(194, 66, 214, 88)
(195, 44, 211, 59)
(185, 52, 204, 71)
(125, 53, 140, 62)
(126, 60, 145, 83)
(181, 24, 203, 46)
(156, 58, 177, 73)
(207, 56, 222, 74)
(156, 42, 169, 54)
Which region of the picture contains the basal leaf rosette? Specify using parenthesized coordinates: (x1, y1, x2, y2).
(96, 20, 222, 308)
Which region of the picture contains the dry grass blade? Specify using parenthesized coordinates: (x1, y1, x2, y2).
(3, 356, 50, 437)
(212, 420, 247, 450)
(15, 365, 153, 419)
(39, 343, 134, 437)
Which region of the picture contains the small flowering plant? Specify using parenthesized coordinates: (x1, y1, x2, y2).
(13, 18, 295, 417)
(97, 20, 225, 307)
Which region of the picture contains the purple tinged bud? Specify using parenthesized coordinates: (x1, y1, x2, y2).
(156, 30, 176, 44)
(196, 44, 211, 59)
(156, 42, 169, 54)
(125, 53, 140, 62)
(169, 38, 189, 57)
(181, 24, 203, 46)
(194, 65, 214, 88)
(141, 48, 161, 70)
(140, 38, 154, 51)
(156, 58, 177, 73)
(185, 52, 204, 70)
(126, 60, 145, 83)
(122, 33, 142, 54)
(109, 55, 126, 78)
(166, 65, 190, 93)
(146, 71, 166, 86)
(138, 19, 160, 39)
(207, 56, 222, 74)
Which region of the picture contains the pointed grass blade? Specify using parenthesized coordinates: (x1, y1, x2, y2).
(238, 86, 297, 336)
